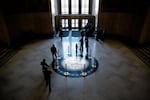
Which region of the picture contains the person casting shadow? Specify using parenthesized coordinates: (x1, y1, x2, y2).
(51, 44, 57, 60)
(85, 37, 89, 54)
(40, 59, 49, 80)
(40, 59, 52, 92)
(75, 43, 78, 56)
(41, 59, 49, 70)
(80, 37, 84, 53)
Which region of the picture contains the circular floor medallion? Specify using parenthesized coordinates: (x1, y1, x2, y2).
(52, 56, 98, 78)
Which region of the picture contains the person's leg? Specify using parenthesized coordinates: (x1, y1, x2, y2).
(81, 45, 83, 52)
(61, 36, 62, 40)
(76, 50, 77, 56)
(54, 53, 57, 59)
(87, 47, 88, 53)
(46, 75, 51, 92)
(52, 53, 55, 60)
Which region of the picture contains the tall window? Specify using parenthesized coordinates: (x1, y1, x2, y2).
(52, 0, 100, 30)
(93, 0, 99, 29)
(82, 19, 88, 28)
(95, 0, 99, 14)
(61, 0, 89, 14)
(61, 0, 69, 14)
(71, 0, 79, 14)
(51, 0, 55, 30)
(62, 19, 69, 28)
(72, 19, 79, 28)
(81, 0, 89, 14)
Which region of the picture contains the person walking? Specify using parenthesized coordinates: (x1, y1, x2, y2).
(80, 37, 84, 54)
(85, 37, 89, 53)
(51, 44, 57, 60)
(40, 59, 49, 80)
(41, 59, 49, 70)
(81, 31, 84, 38)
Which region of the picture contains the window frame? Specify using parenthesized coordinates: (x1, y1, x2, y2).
(61, 19, 69, 29)
(60, 0, 91, 15)
(71, 19, 79, 29)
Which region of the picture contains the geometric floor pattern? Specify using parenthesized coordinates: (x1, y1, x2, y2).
(52, 56, 98, 78)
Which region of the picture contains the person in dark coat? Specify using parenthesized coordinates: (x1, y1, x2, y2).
(85, 37, 89, 53)
(75, 43, 78, 56)
(80, 37, 84, 53)
(41, 59, 49, 71)
(40, 59, 49, 80)
(81, 31, 84, 38)
(51, 44, 57, 60)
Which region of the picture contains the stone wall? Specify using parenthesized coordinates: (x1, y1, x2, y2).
(0, 0, 53, 46)
(98, 0, 149, 44)
(140, 7, 150, 44)
(0, 10, 10, 45)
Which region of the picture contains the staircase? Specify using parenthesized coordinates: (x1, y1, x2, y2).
(0, 47, 18, 67)
(131, 45, 150, 67)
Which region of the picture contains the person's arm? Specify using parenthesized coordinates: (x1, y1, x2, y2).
(46, 63, 50, 67)
(43, 62, 49, 67)
(55, 47, 57, 53)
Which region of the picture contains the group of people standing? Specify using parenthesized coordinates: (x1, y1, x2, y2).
(77, 23, 93, 56)
(40, 22, 94, 92)
(78, 36, 89, 56)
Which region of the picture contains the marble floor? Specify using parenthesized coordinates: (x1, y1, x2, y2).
(0, 33, 150, 100)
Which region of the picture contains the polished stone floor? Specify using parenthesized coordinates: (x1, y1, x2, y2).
(0, 32, 150, 100)
(52, 33, 98, 78)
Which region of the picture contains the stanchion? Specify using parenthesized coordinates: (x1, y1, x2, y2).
(82, 64, 87, 77)
(92, 57, 96, 68)
(64, 64, 69, 77)
(54, 58, 59, 70)
(88, 48, 92, 59)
